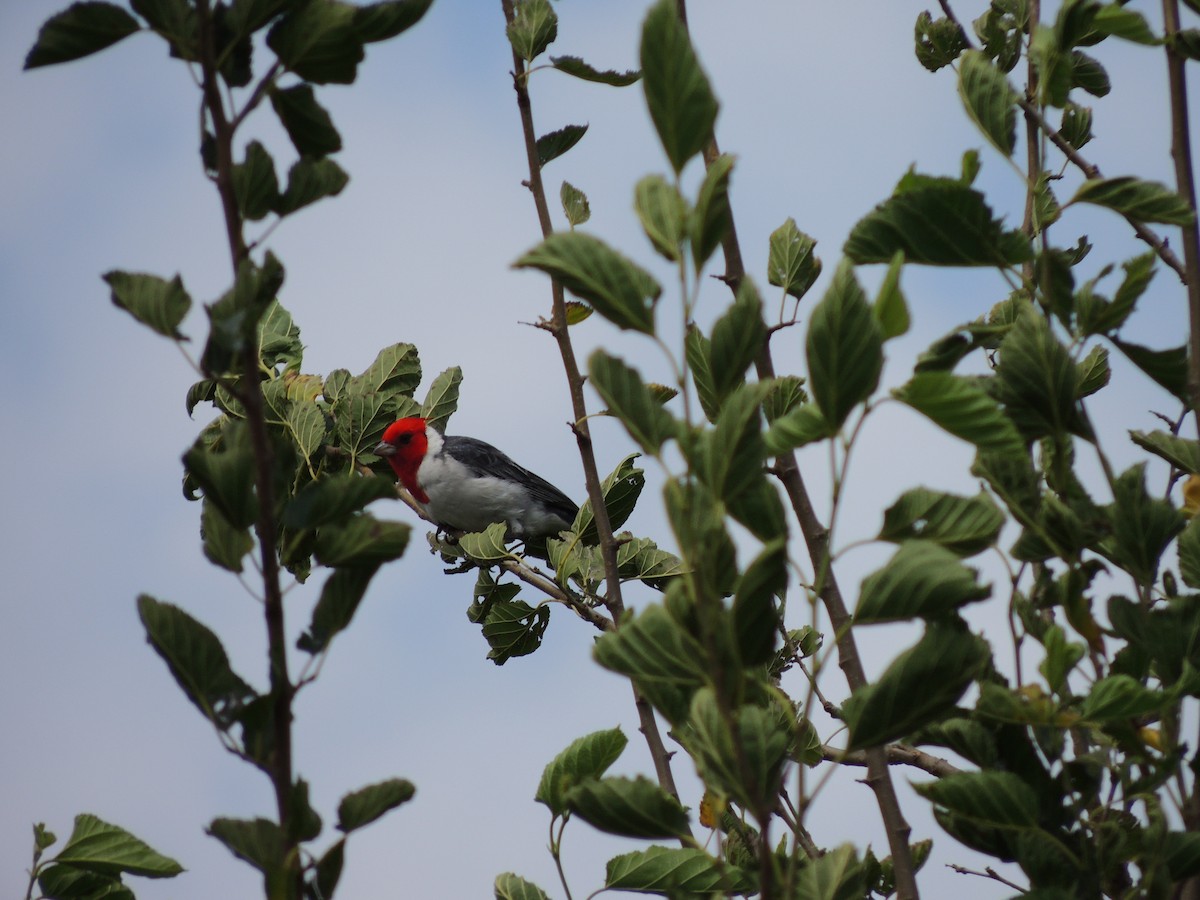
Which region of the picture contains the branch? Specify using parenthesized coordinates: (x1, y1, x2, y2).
(947, 863, 1028, 894)
(497, 0, 685, 812)
(823, 743, 963, 779)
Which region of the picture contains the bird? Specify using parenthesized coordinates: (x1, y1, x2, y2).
(374, 416, 578, 542)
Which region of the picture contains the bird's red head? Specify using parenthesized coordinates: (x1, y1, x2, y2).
(375, 417, 430, 502)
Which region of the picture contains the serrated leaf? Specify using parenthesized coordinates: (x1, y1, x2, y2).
(690, 154, 734, 270)
(994, 312, 1081, 441)
(640, 0, 718, 174)
(313, 514, 410, 566)
(266, 0, 363, 84)
(566, 775, 690, 839)
(768, 218, 821, 302)
(25, 2, 141, 69)
(1092, 6, 1159, 44)
(805, 262, 882, 428)
(1080, 674, 1167, 721)
(269, 83, 342, 157)
(506, 0, 556, 61)
(1131, 430, 1200, 475)
(764, 404, 834, 454)
(258, 299, 302, 371)
(1060, 101, 1092, 149)
(843, 623, 988, 749)
(732, 539, 786, 666)
(37, 864, 133, 900)
(874, 251, 909, 339)
(913, 771, 1038, 828)
(103, 270, 191, 340)
(352, 0, 433, 43)
(1076, 345, 1110, 397)
(515, 232, 660, 334)
(276, 156, 349, 215)
(283, 474, 396, 529)
(590, 351, 675, 454)
(336, 779, 415, 832)
(709, 280, 765, 401)
(201, 498, 253, 573)
(635, 174, 688, 261)
(1072, 176, 1195, 226)
(457, 521, 517, 562)
(1105, 463, 1186, 585)
(914, 10, 967, 71)
(481, 599, 550, 664)
(1112, 339, 1190, 402)
(536, 123, 587, 167)
(1071, 51, 1110, 97)
(550, 54, 639, 86)
(536, 727, 627, 816)
(138, 594, 255, 727)
(795, 844, 866, 900)
(606, 846, 755, 894)
(560, 180, 590, 227)
(845, 173, 1032, 266)
(287, 402, 327, 464)
(856, 541, 991, 623)
(958, 50, 1018, 155)
(573, 454, 645, 543)
(232, 140, 280, 221)
(494, 873, 551, 900)
(54, 814, 183, 878)
(206, 817, 282, 872)
(356, 342, 422, 395)
(686, 326, 720, 422)
(420, 366, 462, 435)
(298, 564, 378, 654)
(879, 488, 1005, 556)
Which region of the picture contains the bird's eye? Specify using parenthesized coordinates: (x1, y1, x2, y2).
(398, 433, 412, 444)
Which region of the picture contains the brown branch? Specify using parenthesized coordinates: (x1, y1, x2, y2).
(1162, 0, 1200, 436)
(948, 863, 1028, 894)
(824, 743, 963, 779)
(498, 0, 685, 810)
(197, 5, 297, 894)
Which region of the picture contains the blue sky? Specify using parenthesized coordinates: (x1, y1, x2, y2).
(1, 1, 1194, 898)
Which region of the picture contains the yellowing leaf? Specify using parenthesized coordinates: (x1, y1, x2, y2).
(1183, 474, 1200, 517)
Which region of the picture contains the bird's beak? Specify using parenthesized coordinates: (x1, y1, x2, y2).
(374, 441, 396, 457)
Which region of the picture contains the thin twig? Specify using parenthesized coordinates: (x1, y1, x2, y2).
(947, 863, 1028, 894)
(824, 743, 963, 779)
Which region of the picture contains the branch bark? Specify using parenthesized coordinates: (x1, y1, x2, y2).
(498, 0, 684, 810)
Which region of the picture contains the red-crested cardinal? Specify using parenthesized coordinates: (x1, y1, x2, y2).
(374, 417, 578, 540)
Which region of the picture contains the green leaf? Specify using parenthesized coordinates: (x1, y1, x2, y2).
(130, 0, 196, 57)
(420, 366, 462, 435)
(1076, 345, 1110, 397)
(313, 838, 345, 899)
(1171, 28, 1200, 61)
(1104, 463, 1186, 585)
(276, 156, 350, 216)
(37, 864, 133, 900)
(1092, 6, 1159, 44)
(494, 873, 551, 900)
(337, 778, 415, 832)
(589, 351, 675, 454)
(283, 474, 396, 529)
(351, 0, 433, 43)
(1180, 519, 1200, 590)
(201, 498, 253, 573)
(635, 175, 688, 261)
(845, 173, 1032, 266)
(873, 251, 909, 339)
(795, 844, 867, 900)
(993, 312, 1081, 441)
(709, 280, 765, 401)
(768, 218, 821, 302)
(856, 542, 991, 623)
(686, 326, 720, 422)
(314, 514, 410, 566)
(535, 123, 587, 167)
(913, 771, 1038, 828)
(298, 564, 379, 654)
(574, 454, 646, 543)
(762, 375, 807, 423)
(560, 181, 590, 227)
(606, 846, 755, 894)
(732, 539, 786, 665)
(286, 402, 327, 466)
(258, 300, 302, 370)
(764, 404, 834, 454)
(690, 154, 734, 270)
(515, 232, 661, 334)
(1072, 177, 1195, 226)
(356, 341, 422, 395)
(103, 270, 191, 340)
(25, 2, 140, 69)
(53, 814, 182, 878)
(549, 55, 639, 86)
(685, 689, 791, 811)
(879, 488, 1005, 556)
(1130, 430, 1200, 476)
(914, 10, 967, 71)
(843, 623, 988, 749)
(232, 140, 280, 221)
(266, 0, 364, 84)
(269, 84, 342, 157)
(1060, 102, 1092, 149)
(137, 594, 255, 727)
(1071, 51, 1109, 97)
(206, 817, 281, 872)
(481, 599, 550, 664)
(615, 537, 686, 587)
(1080, 674, 1167, 721)
(1165, 832, 1200, 880)
(1111, 339, 1190, 403)
(958, 50, 1018, 156)
(566, 775, 690, 839)
(457, 522, 516, 562)
(640, 0, 718, 174)
(805, 262, 882, 428)
(536, 727, 628, 816)
(506, 0, 556, 61)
